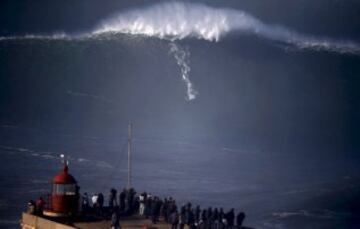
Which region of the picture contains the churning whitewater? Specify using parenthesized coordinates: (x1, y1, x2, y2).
(1, 2, 360, 55)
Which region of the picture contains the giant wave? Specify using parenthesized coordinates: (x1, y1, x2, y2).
(1, 2, 360, 55)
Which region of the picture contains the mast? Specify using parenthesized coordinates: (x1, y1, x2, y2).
(127, 122, 133, 189)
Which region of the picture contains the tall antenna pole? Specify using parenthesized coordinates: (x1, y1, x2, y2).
(127, 122, 132, 189)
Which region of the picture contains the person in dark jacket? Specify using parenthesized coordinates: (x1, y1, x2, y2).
(236, 212, 246, 228)
(186, 208, 195, 228)
(145, 196, 152, 219)
(27, 200, 36, 214)
(170, 208, 179, 229)
(98, 193, 104, 208)
(206, 207, 213, 228)
(226, 209, 235, 228)
(35, 197, 45, 216)
(162, 198, 168, 222)
(82, 192, 90, 213)
(97, 192, 104, 216)
(179, 206, 186, 229)
(109, 189, 117, 209)
(119, 189, 126, 212)
(212, 208, 219, 228)
(194, 205, 201, 225)
(151, 197, 161, 224)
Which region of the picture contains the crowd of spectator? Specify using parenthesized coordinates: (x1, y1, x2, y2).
(82, 188, 246, 229)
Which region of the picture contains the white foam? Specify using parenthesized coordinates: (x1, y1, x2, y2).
(93, 2, 360, 55)
(0, 2, 358, 55)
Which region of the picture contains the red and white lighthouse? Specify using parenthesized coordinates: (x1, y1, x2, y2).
(44, 156, 79, 217)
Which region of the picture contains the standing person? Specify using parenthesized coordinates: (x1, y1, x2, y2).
(145, 196, 152, 219)
(201, 209, 207, 225)
(162, 198, 169, 222)
(151, 197, 162, 224)
(91, 193, 98, 209)
(236, 212, 245, 228)
(212, 208, 219, 229)
(179, 206, 186, 229)
(111, 209, 121, 229)
(82, 193, 90, 213)
(206, 207, 213, 228)
(126, 188, 136, 214)
(27, 200, 35, 214)
(109, 189, 118, 209)
(170, 208, 179, 229)
(194, 205, 201, 226)
(119, 189, 126, 212)
(167, 198, 175, 223)
(151, 197, 158, 224)
(219, 208, 226, 229)
(226, 209, 235, 229)
(186, 208, 195, 228)
(96, 193, 104, 216)
(139, 192, 146, 215)
(35, 197, 45, 216)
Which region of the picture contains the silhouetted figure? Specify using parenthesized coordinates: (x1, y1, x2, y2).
(162, 198, 169, 222)
(145, 195, 152, 218)
(91, 193, 98, 209)
(151, 197, 161, 224)
(167, 198, 176, 223)
(206, 207, 213, 228)
(35, 197, 45, 216)
(179, 206, 186, 229)
(139, 192, 146, 215)
(226, 209, 235, 228)
(212, 208, 219, 228)
(218, 208, 226, 228)
(186, 208, 195, 228)
(119, 189, 126, 211)
(236, 212, 246, 228)
(97, 193, 104, 216)
(126, 188, 136, 214)
(109, 189, 118, 209)
(82, 193, 90, 213)
(170, 208, 179, 229)
(195, 205, 201, 224)
(27, 200, 35, 214)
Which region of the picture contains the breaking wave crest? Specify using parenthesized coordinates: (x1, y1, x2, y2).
(0, 2, 359, 55)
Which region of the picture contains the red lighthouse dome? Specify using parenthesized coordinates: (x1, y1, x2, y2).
(52, 165, 77, 184)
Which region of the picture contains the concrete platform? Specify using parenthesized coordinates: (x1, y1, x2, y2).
(22, 213, 172, 229)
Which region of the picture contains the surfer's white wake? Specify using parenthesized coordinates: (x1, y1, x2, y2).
(169, 43, 197, 101)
